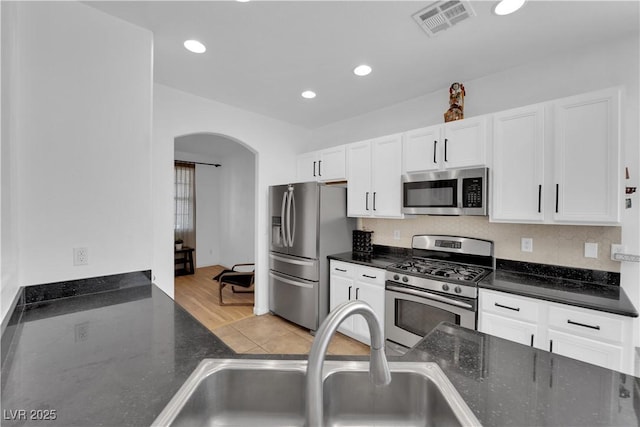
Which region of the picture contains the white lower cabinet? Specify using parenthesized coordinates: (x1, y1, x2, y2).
(480, 312, 539, 348)
(479, 289, 542, 347)
(547, 329, 624, 372)
(329, 260, 385, 345)
(479, 288, 633, 374)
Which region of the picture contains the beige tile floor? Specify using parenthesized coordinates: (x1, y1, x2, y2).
(213, 312, 370, 356)
(176, 266, 370, 356)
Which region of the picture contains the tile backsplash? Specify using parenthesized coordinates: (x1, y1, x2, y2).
(360, 217, 621, 272)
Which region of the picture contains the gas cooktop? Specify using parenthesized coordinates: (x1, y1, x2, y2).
(389, 258, 491, 283)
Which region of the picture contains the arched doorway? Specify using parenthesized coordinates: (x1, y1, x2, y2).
(172, 132, 257, 319)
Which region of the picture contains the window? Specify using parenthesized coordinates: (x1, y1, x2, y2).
(174, 161, 196, 247)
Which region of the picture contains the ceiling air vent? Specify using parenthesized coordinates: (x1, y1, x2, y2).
(412, 0, 476, 37)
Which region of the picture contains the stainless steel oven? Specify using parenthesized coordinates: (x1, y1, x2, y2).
(384, 235, 493, 351)
(385, 284, 476, 349)
(402, 167, 488, 215)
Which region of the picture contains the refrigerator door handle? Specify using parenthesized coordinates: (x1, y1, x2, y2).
(269, 253, 316, 267)
(269, 271, 314, 289)
(289, 190, 296, 247)
(280, 191, 289, 247)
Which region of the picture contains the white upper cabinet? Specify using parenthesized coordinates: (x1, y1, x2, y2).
(295, 145, 347, 183)
(347, 134, 403, 218)
(402, 116, 488, 173)
(403, 125, 441, 173)
(491, 104, 546, 223)
(442, 116, 488, 169)
(296, 151, 319, 182)
(346, 141, 372, 216)
(552, 88, 621, 224)
(491, 88, 621, 225)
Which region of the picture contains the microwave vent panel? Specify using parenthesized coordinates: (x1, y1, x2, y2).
(412, 0, 476, 37)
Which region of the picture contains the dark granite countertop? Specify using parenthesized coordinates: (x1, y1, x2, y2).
(328, 245, 409, 269)
(480, 260, 638, 317)
(2, 271, 639, 426)
(405, 322, 640, 426)
(1, 277, 235, 427)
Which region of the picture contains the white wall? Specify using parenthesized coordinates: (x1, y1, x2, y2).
(195, 163, 223, 268)
(1, 1, 21, 322)
(3, 0, 153, 314)
(309, 34, 640, 350)
(217, 151, 255, 268)
(153, 84, 309, 315)
(307, 35, 639, 152)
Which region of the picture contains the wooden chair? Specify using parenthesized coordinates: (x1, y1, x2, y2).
(213, 263, 255, 306)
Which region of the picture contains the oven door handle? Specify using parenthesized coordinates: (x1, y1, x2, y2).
(386, 284, 473, 310)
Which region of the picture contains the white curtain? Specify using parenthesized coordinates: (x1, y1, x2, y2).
(174, 162, 196, 249)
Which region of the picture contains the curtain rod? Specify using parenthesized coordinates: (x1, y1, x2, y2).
(176, 160, 222, 168)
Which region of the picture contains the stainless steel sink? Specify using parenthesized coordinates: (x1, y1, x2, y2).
(152, 359, 481, 427)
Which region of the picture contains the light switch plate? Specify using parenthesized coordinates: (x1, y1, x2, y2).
(584, 242, 598, 258)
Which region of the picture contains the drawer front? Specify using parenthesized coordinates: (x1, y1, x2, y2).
(480, 290, 540, 323)
(355, 266, 385, 287)
(269, 252, 319, 281)
(547, 304, 625, 343)
(330, 260, 356, 278)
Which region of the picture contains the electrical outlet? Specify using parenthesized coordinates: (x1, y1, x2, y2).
(584, 242, 598, 258)
(74, 322, 89, 342)
(521, 238, 533, 253)
(393, 230, 401, 240)
(73, 247, 88, 266)
(611, 244, 626, 261)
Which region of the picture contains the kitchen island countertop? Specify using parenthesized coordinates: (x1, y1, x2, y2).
(1, 272, 638, 426)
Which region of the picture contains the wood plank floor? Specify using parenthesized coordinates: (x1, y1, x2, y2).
(175, 265, 370, 356)
(175, 265, 254, 331)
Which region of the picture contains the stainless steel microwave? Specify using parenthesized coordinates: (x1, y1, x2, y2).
(402, 167, 488, 215)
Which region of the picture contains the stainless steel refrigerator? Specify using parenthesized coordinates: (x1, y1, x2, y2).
(269, 182, 355, 332)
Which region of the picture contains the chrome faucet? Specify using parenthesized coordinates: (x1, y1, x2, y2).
(305, 300, 391, 426)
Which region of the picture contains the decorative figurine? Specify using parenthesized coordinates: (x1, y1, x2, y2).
(444, 82, 465, 123)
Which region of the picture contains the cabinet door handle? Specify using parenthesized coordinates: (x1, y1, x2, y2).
(444, 138, 448, 162)
(318, 160, 322, 176)
(433, 140, 438, 163)
(538, 185, 542, 213)
(549, 339, 553, 353)
(335, 268, 347, 272)
(494, 302, 520, 312)
(530, 334, 534, 347)
(355, 287, 360, 299)
(365, 192, 369, 210)
(348, 286, 352, 300)
(555, 184, 559, 213)
(313, 161, 316, 177)
(362, 274, 377, 279)
(373, 192, 377, 211)
(567, 319, 601, 330)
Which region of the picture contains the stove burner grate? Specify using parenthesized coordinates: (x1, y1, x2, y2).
(392, 259, 488, 283)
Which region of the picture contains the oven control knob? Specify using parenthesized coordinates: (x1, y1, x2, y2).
(402, 276, 409, 283)
(454, 286, 462, 294)
(393, 274, 400, 281)
(441, 284, 449, 291)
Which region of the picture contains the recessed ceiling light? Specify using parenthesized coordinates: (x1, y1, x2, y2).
(353, 65, 372, 77)
(183, 39, 206, 54)
(493, 0, 526, 16)
(236, 0, 250, 2)
(301, 90, 316, 99)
